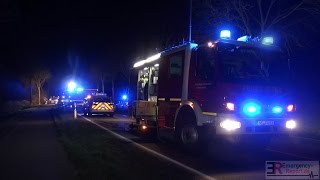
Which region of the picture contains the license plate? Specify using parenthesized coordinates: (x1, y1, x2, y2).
(257, 121, 274, 126)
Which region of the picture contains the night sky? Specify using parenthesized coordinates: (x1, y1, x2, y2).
(1, 0, 189, 99)
(1, 0, 320, 103)
(2, 0, 189, 69)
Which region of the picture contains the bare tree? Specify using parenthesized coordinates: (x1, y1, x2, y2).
(95, 71, 107, 93)
(20, 73, 33, 105)
(195, 0, 320, 56)
(90, 64, 109, 93)
(32, 69, 51, 105)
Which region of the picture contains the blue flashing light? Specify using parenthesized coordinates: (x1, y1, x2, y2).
(122, 94, 128, 100)
(220, 30, 231, 39)
(262, 37, 273, 45)
(76, 87, 84, 92)
(237, 35, 250, 42)
(243, 102, 261, 117)
(67, 81, 77, 92)
(247, 106, 257, 113)
(272, 106, 283, 114)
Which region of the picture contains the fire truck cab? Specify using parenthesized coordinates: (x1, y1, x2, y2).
(132, 31, 297, 148)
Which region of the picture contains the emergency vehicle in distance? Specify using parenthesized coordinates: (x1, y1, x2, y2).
(131, 30, 297, 149)
(58, 88, 98, 111)
(83, 93, 115, 117)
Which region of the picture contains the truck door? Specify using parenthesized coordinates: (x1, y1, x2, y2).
(157, 49, 185, 129)
(189, 47, 219, 112)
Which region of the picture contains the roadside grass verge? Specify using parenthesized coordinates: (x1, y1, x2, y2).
(53, 111, 196, 180)
(295, 102, 320, 138)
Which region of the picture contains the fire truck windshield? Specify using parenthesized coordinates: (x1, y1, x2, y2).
(217, 43, 290, 85)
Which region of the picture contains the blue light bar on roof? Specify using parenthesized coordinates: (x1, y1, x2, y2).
(237, 35, 250, 42)
(262, 37, 273, 45)
(220, 30, 231, 39)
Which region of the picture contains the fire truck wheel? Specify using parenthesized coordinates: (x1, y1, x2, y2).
(180, 124, 199, 145)
(176, 124, 209, 153)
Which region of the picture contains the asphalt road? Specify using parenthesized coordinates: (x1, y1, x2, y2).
(1, 107, 318, 180)
(0, 107, 77, 180)
(82, 112, 320, 180)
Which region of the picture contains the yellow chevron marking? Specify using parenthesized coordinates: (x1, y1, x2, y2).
(92, 102, 114, 110)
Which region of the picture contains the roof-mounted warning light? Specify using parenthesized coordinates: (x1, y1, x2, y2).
(220, 30, 231, 39)
(261, 36, 274, 45)
(237, 35, 250, 42)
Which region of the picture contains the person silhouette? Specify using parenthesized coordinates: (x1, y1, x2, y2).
(143, 81, 149, 100)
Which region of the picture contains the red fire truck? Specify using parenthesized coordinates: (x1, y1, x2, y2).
(131, 30, 297, 149)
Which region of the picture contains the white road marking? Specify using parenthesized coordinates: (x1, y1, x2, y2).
(81, 115, 216, 180)
(266, 148, 313, 160)
(97, 118, 135, 123)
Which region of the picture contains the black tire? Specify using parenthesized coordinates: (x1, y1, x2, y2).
(175, 109, 209, 154)
(176, 123, 204, 154)
(180, 124, 199, 144)
(109, 113, 114, 117)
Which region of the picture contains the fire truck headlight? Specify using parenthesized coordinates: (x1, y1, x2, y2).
(286, 120, 296, 129)
(220, 119, 241, 131)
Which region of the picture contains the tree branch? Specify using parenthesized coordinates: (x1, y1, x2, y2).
(257, 0, 264, 32)
(232, 0, 251, 35)
(262, 0, 277, 33)
(269, 0, 304, 28)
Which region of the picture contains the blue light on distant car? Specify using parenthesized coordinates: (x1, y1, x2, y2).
(243, 102, 261, 117)
(67, 81, 77, 92)
(76, 87, 84, 92)
(122, 94, 128, 100)
(272, 106, 283, 114)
